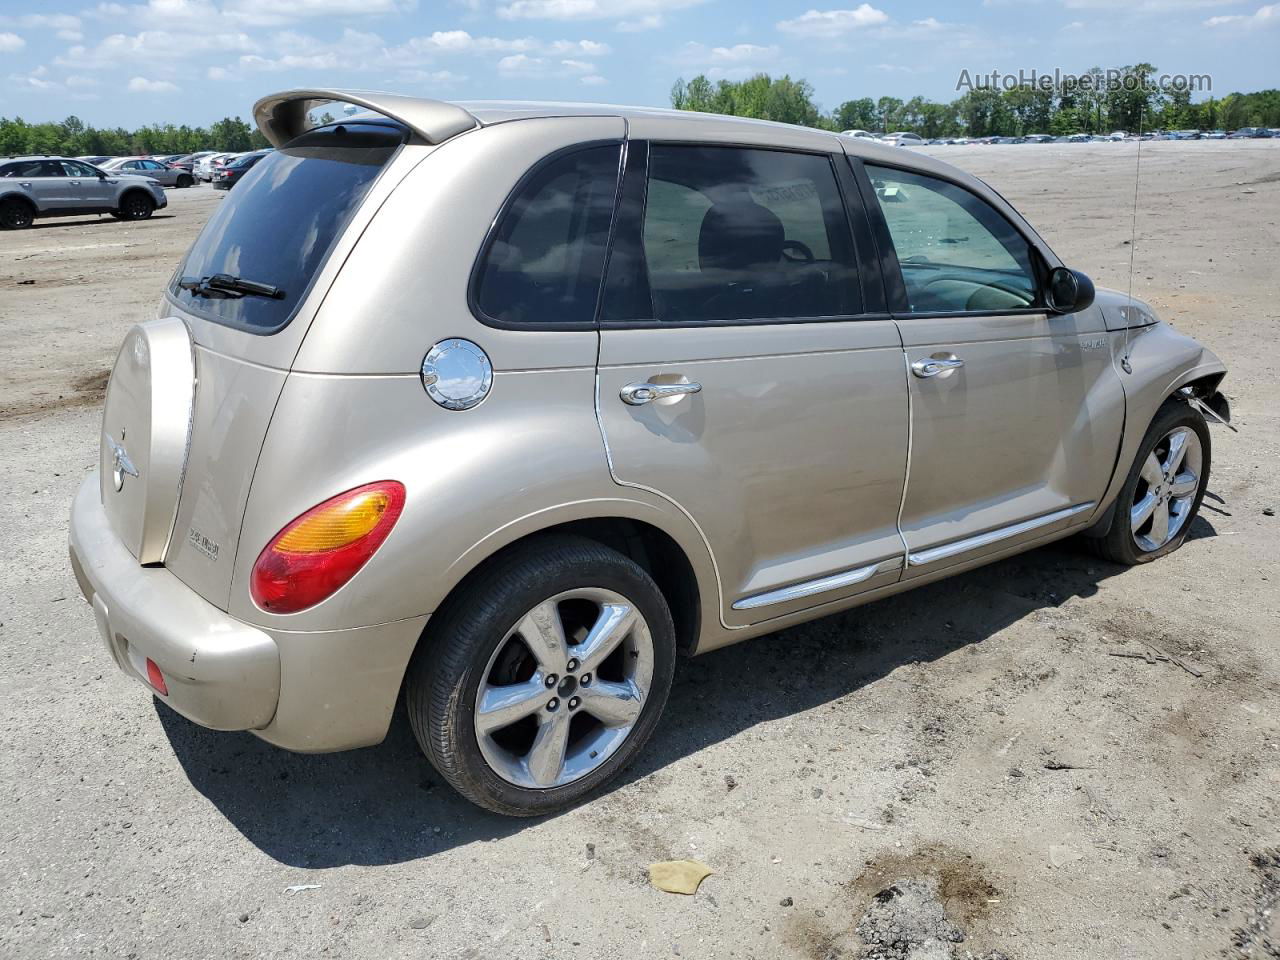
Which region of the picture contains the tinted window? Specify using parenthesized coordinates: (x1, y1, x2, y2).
(866, 165, 1038, 313)
(142, 160, 165, 170)
(606, 145, 861, 323)
(474, 144, 621, 325)
(171, 121, 404, 333)
(1, 161, 44, 177)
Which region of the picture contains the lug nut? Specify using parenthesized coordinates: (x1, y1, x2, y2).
(580, 673, 592, 686)
(544, 673, 558, 688)
(546, 698, 559, 711)
(568, 697, 580, 710)
(566, 658, 579, 672)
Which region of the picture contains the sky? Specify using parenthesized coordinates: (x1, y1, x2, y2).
(1, 0, 1277, 127)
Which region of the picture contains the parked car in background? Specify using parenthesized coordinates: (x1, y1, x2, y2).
(1203, 130, 1227, 140)
(68, 88, 1229, 816)
(1229, 127, 1273, 139)
(168, 151, 217, 176)
(196, 152, 239, 181)
(1023, 134, 1053, 144)
(0, 155, 167, 229)
(212, 149, 271, 190)
(77, 155, 114, 166)
(98, 156, 195, 188)
(882, 131, 925, 147)
(840, 129, 879, 140)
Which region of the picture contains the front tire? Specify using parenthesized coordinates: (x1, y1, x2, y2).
(117, 192, 154, 221)
(406, 535, 676, 816)
(1094, 400, 1211, 565)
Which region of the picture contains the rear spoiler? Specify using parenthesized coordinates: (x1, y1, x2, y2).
(252, 89, 480, 148)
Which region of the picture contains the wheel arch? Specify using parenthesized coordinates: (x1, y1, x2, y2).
(430, 507, 713, 658)
(1087, 334, 1226, 539)
(0, 191, 37, 222)
(116, 185, 154, 209)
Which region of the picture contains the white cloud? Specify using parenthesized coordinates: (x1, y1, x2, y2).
(0, 13, 81, 30)
(223, 0, 412, 27)
(912, 16, 942, 28)
(497, 52, 545, 73)
(672, 41, 780, 80)
(65, 74, 101, 88)
(617, 14, 663, 30)
(580, 73, 607, 85)
(776, 5, 889, 36)
(497, 0, 702, 21)
(1204, 2, 1279, 25)
(56, 30, 259, 69)
(127, 76, 180, 92)
(391, 29, 609, 59)
(1065, 0, 1234, 8)
(0, 32, 25, 52)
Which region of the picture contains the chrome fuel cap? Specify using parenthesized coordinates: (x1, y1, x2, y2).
(421, 339, 492, 411)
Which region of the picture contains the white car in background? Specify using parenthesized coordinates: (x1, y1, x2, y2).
(882, 132, 926, 147)
(841, 129, 879, 140)
(196, 153, 240, 182)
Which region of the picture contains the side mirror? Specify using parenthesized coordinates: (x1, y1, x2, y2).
(1046, 266, 1095, 315)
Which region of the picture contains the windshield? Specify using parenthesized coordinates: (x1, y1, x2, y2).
(170, 120, 405, 333)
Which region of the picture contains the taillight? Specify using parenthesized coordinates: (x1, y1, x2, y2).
(250, 481, 405, 614)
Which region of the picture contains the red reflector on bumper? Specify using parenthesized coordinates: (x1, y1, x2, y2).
(145, 657, 168, 696)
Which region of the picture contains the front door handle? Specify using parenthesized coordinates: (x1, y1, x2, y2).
(911, 356, 965, 378)
(620, 380, 702, 405)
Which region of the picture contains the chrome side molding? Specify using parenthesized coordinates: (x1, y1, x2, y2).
(907, 502, 1095, 567)
(732, 556, 902, 611)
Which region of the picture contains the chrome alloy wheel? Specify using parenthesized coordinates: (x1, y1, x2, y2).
(473, 588, 654, 789)
(1131, 425, 1203, 551)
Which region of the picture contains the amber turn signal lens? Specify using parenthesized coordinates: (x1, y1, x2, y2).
(250, 481, 405, 614)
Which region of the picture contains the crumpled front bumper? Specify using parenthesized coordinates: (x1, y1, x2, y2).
(69, 471, 279, 731)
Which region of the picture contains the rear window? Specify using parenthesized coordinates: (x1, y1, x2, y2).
(170, 121, 405, 333)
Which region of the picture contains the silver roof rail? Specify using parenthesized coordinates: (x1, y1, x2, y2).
(253, 89, 480, 148)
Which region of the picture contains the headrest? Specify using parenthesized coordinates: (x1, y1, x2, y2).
(698, 200, 784, 272)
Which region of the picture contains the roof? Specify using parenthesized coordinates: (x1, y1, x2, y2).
(246, 89, 1044, 250)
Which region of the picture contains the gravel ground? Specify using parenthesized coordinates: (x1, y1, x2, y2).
(1, 141, 1278, 960)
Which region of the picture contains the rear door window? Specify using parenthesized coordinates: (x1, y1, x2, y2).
(605, 145, 861, 324)
(171, 121, 405, 333)
(473, 144, 622, 326)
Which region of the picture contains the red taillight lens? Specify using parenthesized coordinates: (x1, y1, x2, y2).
(145, 657, 168, 696)
(250, 481, 405, 614)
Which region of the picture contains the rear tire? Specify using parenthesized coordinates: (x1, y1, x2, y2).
(1093, 401, 1211, 565)
(0, 197, 35, 230)
(176, 174, 193, 188)
(117, 192, 154, 221)
(405, 535, 676, 816)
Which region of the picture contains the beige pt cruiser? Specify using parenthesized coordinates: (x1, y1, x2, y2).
(69, 89, 1230, 815)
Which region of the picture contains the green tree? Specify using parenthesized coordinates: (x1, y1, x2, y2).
(833, 97, 877, 131)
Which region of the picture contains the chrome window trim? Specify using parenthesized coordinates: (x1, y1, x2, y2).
(732, 556, 902, 611)
(906, 502, 1095, 567)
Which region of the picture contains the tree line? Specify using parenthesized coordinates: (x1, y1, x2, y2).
(0, 115, 271, 158)
(671, 66, 1280, 138)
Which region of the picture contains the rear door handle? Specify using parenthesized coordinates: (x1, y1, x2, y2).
(911, 356, 965, 378)
(620, 381, 702, 405)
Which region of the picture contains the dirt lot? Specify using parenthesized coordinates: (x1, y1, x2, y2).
(1, 142, 1278, 960)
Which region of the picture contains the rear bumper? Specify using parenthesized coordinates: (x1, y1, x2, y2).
(69, 472, 280, 732)
(69, 471, 428, 752)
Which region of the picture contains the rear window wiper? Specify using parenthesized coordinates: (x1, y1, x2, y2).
(178, 273, 286, 300)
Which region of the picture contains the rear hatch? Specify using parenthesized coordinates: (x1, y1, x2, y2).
(98, 120, 408, 610)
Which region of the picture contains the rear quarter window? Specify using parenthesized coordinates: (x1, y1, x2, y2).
(170, 121, 405, 334)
